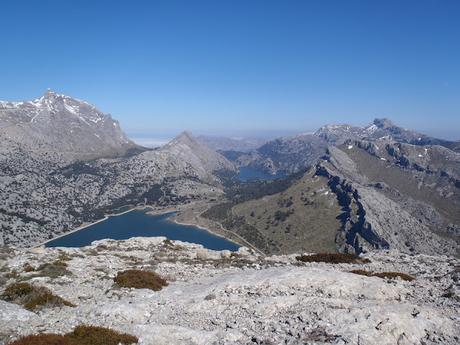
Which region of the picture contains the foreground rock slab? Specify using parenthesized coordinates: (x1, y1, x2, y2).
(0, 237, 459, 345)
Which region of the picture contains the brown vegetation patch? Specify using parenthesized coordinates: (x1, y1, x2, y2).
(7, 334, 74, 345)
(295, 253, 370, 264)
(8, 326, 138, 345)
(66, 325, 138, 345)
(114, 269, 168, 291)
(350, 269, 415, 281)
(1, 282, 75, 311)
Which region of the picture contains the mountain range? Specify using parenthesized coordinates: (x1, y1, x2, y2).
(0, 92, 235, 246)
(219, 118, 460, 175)
(0, 91, 458, 260)
(204, 121, 460, 257)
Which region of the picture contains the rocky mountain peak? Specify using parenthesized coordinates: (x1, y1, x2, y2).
(43, 88, 57, 98)
(163, 130, 236, 174)
(167, 131, 207, 151)
(173, 130, 196, 145)
(0, 92, 138, 162)
(373, 118, 395, 129)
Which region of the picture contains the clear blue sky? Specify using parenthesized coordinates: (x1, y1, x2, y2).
(1, 0, 459, 139)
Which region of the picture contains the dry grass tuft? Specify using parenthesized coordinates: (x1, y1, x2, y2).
(295, 253, 370, 264)
(114, 269, 168, 291)
(66, 325, 138, 345)
(7, 334, 74, 345)
(350, 269, 415, 281)
(7, 326, 138, 345)
(1, 282, 75, 311)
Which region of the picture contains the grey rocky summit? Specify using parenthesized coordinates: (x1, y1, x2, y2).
(316, 118, 460, 152)
(164, 131, 236, 175)
(0, 90, 140, 162)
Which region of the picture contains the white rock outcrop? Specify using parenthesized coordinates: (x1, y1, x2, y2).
(0, 237, 459, 345)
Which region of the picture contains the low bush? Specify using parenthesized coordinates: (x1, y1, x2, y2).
(8, 326, 138, 345)
(350, 269, 415, 281)
(66, 325, 138, 345)
(114, 269, 168, 291)
(1, 282, 75, 311)
(295, 253, 370, 264)
(7, 334, 74, 345)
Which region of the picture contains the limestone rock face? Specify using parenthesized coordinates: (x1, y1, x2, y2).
(315, 140, 460, 257)
(0, 90, 139, 161)
(0, 237, 458, 345)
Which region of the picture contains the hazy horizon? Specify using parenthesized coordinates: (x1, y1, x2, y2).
(127, 119, 460, 147)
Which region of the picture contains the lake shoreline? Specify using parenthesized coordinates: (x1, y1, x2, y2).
(35, 203, 242, 250)
(34, 205, 152, 248)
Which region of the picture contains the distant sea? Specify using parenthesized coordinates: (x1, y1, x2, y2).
(129, 136, 172, 148)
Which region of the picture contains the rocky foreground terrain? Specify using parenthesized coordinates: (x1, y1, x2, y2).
(0, 237, 459, 345)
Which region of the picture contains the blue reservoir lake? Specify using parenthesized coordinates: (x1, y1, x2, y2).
(45, 209, 240, 251)
(237, 166, 286, 182)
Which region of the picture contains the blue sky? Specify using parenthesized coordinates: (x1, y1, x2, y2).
(0, 0, 459, 140)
